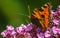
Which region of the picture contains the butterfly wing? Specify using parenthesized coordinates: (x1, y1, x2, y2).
(31, 9, 43, 29)
(31, 3, 51, 29)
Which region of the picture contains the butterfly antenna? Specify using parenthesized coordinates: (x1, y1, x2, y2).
(28, 5, 31, 18)
(25, 5, 31, 24)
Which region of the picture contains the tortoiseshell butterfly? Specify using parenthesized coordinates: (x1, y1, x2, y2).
(31, 3, 52, 30)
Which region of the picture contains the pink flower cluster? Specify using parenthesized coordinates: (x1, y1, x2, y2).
(1, 24, 60, 38)
(1, 25, 16, 38)
(1, 5, 60, 38)
(1, 24, 33, 38)
(51, 5, 60, 25)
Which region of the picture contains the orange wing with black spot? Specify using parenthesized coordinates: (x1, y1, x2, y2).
(31, 3, 51, 29)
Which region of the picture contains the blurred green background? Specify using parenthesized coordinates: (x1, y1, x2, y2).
(0, 0, 60, 38)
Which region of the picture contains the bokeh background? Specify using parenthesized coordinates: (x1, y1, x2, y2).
(0, 0, 60, 38)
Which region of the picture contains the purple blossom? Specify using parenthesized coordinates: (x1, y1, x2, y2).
(53, 19, 59, 25)
(16, 24, 32, 38)
(50, 10, 58, 19)
(15, 24, 27, 34)
(20, 24, 27, 29)
(58, 29, 60, 34)
(51, 10, 56, 14)
(36, 28, 40, 33)
(57, 5, 60, 11)
(1, 30, 7, 37)
(51, 26, 58, 34)
(37, 33, 44, 38)
(44, 30, 51, 38)
(1, 25, 16, 37)
(6, 25, 14, 30)
(25, 23, 33, 32)
(16, 25, 25, 35)
(24, 32, 32, 38)
(51, 26, 60, 35)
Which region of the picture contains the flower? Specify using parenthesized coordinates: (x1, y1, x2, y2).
(25, 23, 33, 32)
(20, 24, 27, 29)
(58, 29, 60, 34)
(6, 25, 14, 30)
(16, 24, 32, 38)
(53, 19, 59, 25)
(24, 32, 32, 38)
(57, 5, 60, 11)
(16, 24, 25, 35)
(1, 30, 7, 37)
(51, 26, 60, 35)
(44, 30, 51, 38)
(37, 33, 44, 38)
(1, 25, 16, 37)
(51, 26, 58, 35)
(36, 28, 40, 33)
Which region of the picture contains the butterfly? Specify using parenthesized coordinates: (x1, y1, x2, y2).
(31, 3, 52, 30)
